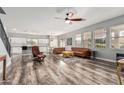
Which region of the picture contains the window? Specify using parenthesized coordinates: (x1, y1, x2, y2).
(111, 24, 124, 48)
(39, 39, 49, 44)
(94, 29, 106, 48)
(75, 34, 82, 47)
(83, 32, 92, 48)
(10, 37, 26, 46)
(60, 39, 66, 47)
(60, 40, 63, 47)
(39, 47, 49, 53)
(39, 39, 49, 46)
(12, 47, 22, 54)
(50, 37, 58, 48)
(26, 39, 38, 45)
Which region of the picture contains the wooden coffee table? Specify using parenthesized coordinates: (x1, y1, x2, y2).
(62, 51, 74, 58)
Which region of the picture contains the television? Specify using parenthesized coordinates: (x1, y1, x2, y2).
(22, 46, 27, 50)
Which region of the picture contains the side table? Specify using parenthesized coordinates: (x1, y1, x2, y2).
(91, 51, 96, 60)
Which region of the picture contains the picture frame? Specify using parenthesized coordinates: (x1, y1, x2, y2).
(67, 38, 72, 45)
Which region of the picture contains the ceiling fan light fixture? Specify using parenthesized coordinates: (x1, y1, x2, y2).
(66, 12, 74, 17)
(65, 20, 71, 24)
(55, 9, 85, 24)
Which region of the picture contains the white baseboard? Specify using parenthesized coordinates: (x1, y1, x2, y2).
(95, 57, 116, 62)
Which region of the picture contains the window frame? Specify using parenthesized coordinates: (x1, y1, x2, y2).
(59, 39, 66, 47)
(82, 31, 92, 48)
(75, 33, 82, 47)
(94, 28, 106, 49)
(110, 25, 124, 50)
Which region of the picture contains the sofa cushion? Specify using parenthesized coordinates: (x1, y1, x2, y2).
(65, 46, 72, 51)
(72, 48, 90, 52)
(74, 51, 83, 54)
(53, 48, 65, 54)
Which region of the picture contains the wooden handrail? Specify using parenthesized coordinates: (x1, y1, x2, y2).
(0, 55, 6, 80)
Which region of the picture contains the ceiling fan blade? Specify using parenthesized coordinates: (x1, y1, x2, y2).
(54, 17, 65, 20)
(69, 18, 86, 21)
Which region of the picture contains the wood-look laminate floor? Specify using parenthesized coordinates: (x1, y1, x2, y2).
(0, 54, 124, 85)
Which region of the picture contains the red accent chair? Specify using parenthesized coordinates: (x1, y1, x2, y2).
(32, 46, 46, 62)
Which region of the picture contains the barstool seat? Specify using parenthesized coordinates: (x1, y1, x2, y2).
(117, 59, 124, 85)
(118, 59, 124, 64)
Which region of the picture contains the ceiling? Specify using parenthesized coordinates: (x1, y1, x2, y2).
(1, 7, 124, 36)
(111, 24, 124, 31)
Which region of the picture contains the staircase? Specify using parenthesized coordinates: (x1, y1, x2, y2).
(0, 19, 11, 56)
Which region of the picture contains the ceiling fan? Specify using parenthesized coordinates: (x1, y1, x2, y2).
(54, 11, 86, 24)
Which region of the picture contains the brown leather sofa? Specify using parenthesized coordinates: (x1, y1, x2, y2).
(53, 48, 65, 54)
(53, 47, 91, 58)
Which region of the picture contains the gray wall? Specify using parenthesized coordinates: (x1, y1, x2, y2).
(8, 32, 49, 39)
(58, 15, 124, 62)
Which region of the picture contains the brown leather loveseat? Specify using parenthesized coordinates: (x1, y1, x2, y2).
(53, 48, 65, 54)
(53, 47, 91, 58)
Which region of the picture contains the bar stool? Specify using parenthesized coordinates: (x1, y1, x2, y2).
(116, 59, 124, 85)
